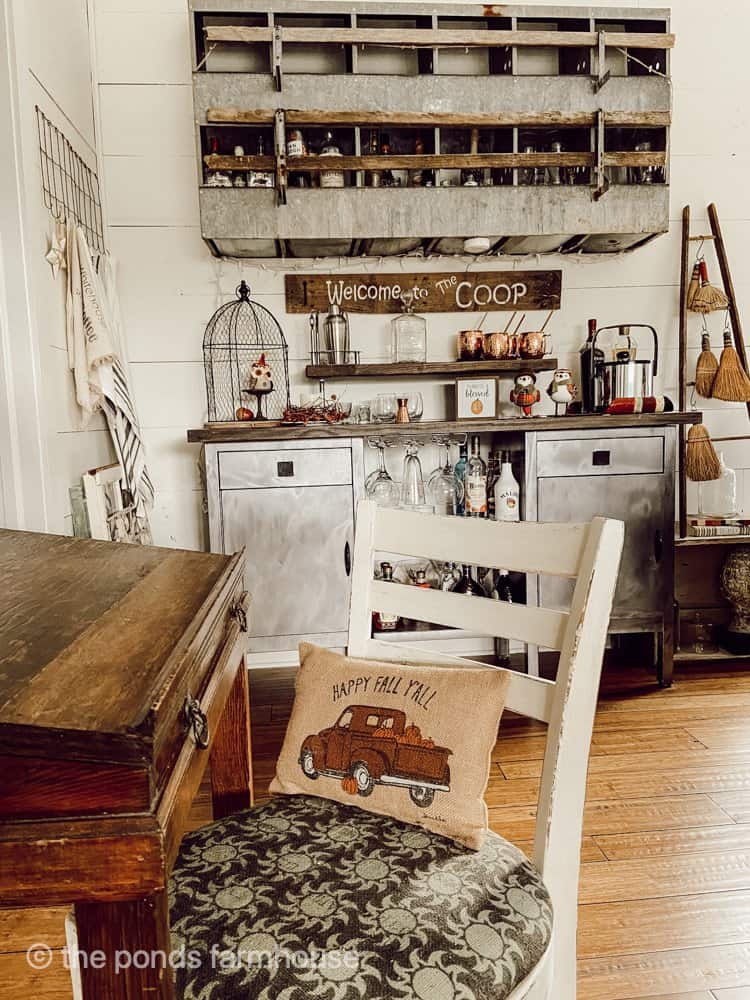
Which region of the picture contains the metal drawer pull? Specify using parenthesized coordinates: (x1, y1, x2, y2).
(184, 694, 210, 750)
(592, 450, 611, 466)
(344, 541, 352, 577)
(231, 599, 248, 632)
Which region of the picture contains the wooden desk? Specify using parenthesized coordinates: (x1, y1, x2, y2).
(0, 530, 252, 999)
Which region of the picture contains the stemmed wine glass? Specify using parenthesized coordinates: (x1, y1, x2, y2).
(427, 440, 463, 515)
(366, 440, 400, 507)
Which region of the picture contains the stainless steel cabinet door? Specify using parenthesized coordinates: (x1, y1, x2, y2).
(221, 484, 354, 642)
(537, 474, 667, 614)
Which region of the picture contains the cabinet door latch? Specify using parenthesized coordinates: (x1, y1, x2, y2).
(184, 694, 210, 750)
(231, 597, 249, 633)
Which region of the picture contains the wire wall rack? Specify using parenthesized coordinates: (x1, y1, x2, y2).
(36, 105, 105, 255)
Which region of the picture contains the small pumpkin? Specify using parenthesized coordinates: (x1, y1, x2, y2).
(403, 725, 422, 745)
(373, 727, 392, 739)
(341, 775, 358, 795)
(422, 739, 435, 749)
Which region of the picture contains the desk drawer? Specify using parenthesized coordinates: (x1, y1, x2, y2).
(536, 436, 664, 478)
(219, 448, 352, 490)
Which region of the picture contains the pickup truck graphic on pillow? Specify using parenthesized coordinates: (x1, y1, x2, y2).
(299, 705, 452, 807)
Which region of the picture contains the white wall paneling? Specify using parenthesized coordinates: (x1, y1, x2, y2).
(91, 0, 750, 548)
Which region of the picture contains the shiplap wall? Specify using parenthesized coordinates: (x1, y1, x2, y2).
(93, 0, 750, 550)
(6, 0, 114, 533)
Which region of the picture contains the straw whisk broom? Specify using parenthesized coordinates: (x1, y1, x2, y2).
(685, 423, 721, 482)
(712, 315, 750, 401)
(695, 316, 719, 398)
(690, 259, 729, 313)
(686, 263, 701, 310)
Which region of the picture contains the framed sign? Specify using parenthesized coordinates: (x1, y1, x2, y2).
(285, 270, 562, 314)
(455, 377, 498, 420)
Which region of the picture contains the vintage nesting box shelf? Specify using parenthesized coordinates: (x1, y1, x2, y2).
(190, 0, 673, 259)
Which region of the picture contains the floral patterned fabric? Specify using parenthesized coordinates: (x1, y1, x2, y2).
(170, 795, 552, 1000)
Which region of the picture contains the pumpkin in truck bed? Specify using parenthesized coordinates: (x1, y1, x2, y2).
(299, 705, 452, 809)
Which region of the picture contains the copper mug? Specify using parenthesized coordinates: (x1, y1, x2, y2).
(483, 331, 518, 360)
(457, 330, 484, 361)
(518, 331, 552, 359)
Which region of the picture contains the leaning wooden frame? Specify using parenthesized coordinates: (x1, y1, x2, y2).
(347, 501, 624, 1000)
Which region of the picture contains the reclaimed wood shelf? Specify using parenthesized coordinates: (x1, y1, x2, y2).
(187, 411, 701, 444)
(675, 534, 750, 548)
(305, 358, 559, 380)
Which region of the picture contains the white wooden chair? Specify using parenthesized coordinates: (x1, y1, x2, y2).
(170, 500, 623, 1000)
(347, 500, 624, 1000)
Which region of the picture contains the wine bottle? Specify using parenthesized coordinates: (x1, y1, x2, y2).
(454, 442, 468, 516)
(453, 565, 485, 597)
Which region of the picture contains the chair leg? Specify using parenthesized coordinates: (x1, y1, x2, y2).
(526, 643, 540, 678)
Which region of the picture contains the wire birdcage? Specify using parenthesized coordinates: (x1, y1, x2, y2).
(203, 281, 290, 423)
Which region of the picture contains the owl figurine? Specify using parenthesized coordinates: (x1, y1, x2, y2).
(510, 372, 541, 418)
(546, 367, 577, 416)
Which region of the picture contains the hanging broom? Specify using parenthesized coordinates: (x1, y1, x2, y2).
(690, 259, 729, 313)
(686, 263, 701, 310)
(685, 423, 721, 481)
(695, 332, 719, 397)
(712, 324, 750, 402)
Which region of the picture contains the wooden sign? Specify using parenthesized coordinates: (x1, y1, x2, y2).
(284, 270, 562, 315)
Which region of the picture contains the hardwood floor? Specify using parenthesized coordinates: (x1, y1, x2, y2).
(2, 655, 749, 999)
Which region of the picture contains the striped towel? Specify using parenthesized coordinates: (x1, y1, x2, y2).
(66, 226, 153, 543)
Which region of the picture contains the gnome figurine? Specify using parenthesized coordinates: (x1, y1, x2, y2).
(510, 372, 541, 418)
(546, 367, 577, 416)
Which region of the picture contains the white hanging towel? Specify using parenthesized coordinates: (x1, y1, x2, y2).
(65, 224, 154, 543)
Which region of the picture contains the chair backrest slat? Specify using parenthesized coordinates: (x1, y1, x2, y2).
(371, 579, 569, 651)
(362, 637, 556, 723)
(347, 500, 624, 1000)
(373, 507, 588, 577)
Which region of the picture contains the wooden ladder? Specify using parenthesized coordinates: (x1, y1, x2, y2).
(677, 203, 750, 537)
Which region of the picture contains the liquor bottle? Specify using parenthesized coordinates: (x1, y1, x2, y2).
(464, 434, 488, 518)
(380, 134, 394, 187)
(454, 442, 468, 516)
(365, 129, 381, 188)
(486, 449, 500, 521)
(410, 133, 425, 187)
(579, 318, 603, 413)
(391, 291, 427, 363)
(287, 128, 308, 188)
(494, 451, 520, 522)
(320, 131, 345, 188)
(372, 562, 400, 632)
(453, 565, 485, 597)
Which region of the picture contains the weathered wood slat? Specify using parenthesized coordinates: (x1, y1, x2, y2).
(595, 823, 750, 861)
(304, 360, 559, 378)
(206, 107, 673, 128)
(204, 25, 675, 50)
(205, 152, 665, 172)
(187, 412, 702, 444)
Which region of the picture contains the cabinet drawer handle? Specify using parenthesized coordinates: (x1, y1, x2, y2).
(184, 694, 210, 750)
(654, 529, 663, 563)
(344, 541, 352, 577)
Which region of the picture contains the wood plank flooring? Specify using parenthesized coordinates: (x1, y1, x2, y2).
(1, 655, 749, 999)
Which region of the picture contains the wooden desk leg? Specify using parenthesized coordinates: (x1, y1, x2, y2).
(73, 891, 174, 999)
(210, 658, 254, 817)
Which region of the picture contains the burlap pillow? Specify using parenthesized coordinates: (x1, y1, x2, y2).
(270, 643, 510, 850)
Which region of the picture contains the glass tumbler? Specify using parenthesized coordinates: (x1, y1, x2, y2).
(400, 442, 426, 507)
